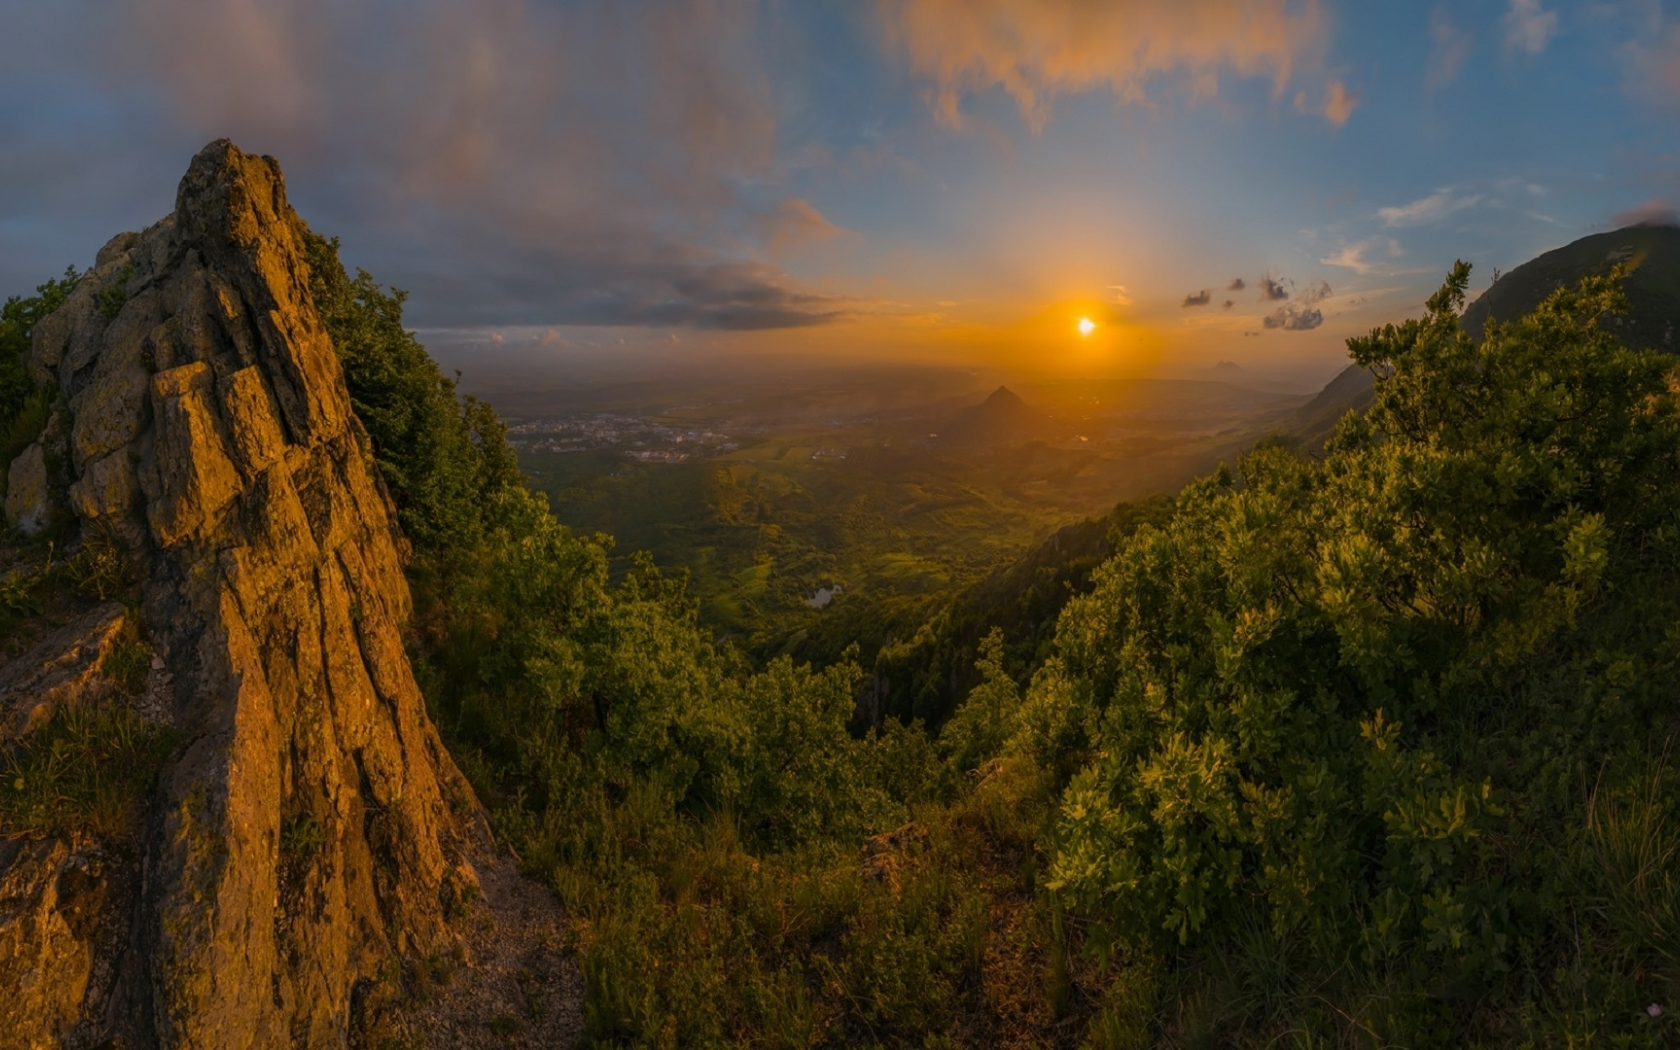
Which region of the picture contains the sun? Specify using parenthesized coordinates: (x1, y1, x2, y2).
(1077, 317, 1096, 337)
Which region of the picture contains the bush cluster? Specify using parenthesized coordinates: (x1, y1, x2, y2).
(1026, 264, 1680, 1045)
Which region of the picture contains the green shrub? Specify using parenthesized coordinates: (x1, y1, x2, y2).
(305, 219, 1680, 1044)
(1028, 264, 1680, 1044)
(64, 528, 129, 601)
(101, 620, 152, 698)
(280, 812, 327, 859)
(304, 234, 521, 555)
(0, 557, 52, 638)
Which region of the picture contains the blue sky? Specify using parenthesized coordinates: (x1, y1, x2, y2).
(1, 0, 1676, 385)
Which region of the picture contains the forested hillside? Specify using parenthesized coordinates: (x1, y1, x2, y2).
(12, 233, 1669, 1045)
(295, 236, 1680, 1046)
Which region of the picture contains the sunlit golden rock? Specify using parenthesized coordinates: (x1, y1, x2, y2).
(0, 139, 485, 1048)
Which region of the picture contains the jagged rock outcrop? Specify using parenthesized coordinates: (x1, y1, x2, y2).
(0, 141, 486, 1048)
(0, 603, 128, 740)
(0, 834, 132, 1050)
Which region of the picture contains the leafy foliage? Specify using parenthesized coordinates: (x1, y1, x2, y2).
(307, 231, 1120, 1045)
(315, 229, 1680, 1045)
(303, 234, 521, 553)
(1026, 262, 1680, 1044)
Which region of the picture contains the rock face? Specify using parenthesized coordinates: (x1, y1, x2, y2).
(0, 141, 484, 1047)
(3, 441, 51, 534)
(0, 603, 128, 740)
(0, 833, 136, 1050)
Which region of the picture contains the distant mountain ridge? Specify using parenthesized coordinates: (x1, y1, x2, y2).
(1292, 221, 1680, 448)
(1462, 222, 1680, 351)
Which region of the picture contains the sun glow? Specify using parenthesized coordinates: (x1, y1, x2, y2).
(1077, 317, 1096, 336)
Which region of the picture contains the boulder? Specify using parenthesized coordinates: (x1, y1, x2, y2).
(4, 443, 50, 535)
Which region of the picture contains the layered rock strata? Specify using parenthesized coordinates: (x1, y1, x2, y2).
(0, 141, 482, 1048)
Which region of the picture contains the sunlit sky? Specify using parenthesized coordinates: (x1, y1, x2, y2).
(2, 1, 1678, 385)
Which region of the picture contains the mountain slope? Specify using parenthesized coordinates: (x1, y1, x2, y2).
(1291, 222, 1680, 449)
(866, 497, 1172, 728)
(1461, 222, 1680, 350)
(939, 385, 1052, 446)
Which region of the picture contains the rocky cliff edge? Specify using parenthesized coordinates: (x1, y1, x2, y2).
(0, 140, 509, 1048)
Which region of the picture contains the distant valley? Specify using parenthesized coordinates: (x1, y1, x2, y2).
(496, 361, 1313, 660)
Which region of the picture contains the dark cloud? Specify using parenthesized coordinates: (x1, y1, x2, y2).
(1227, 277, 1246, 290)
(1182, 289, 1212, 307)
(0, 0, 848, 333)
(1609, 199, 1678, 229)
(1259, 273, 1290, 300)
(1262, 307, 1320, 330)
(1261, 280, 1331, 331)
(400, 225, 849, 330)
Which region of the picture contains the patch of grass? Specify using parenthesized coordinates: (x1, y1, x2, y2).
(445, 874, 481, 919)
(0, 553, 54, 638)
(408, 941, 467, 1006)
(64, 528, 129, 601)
(0, 696, 175, 838)
(1585, 759, 1680, 973)
(101, 617, 152, 698)
(494, 752, 1089, 1048)
(0, 564, 43, 627)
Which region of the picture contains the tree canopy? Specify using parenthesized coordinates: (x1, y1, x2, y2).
(287, 241, 1680, 1045)
(1025, 262, 1680, 1043)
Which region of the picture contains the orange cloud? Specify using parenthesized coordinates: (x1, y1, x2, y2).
(1627, 22, 1680, 106)
(764, 198, 846, 254)
(1322, 79, 1358, 125)
(1292, 78, 1357, 125)
(878, 0, 1328, 133)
